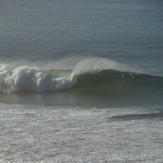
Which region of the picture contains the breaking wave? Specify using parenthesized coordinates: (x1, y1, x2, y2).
(0, 58, 163, 98)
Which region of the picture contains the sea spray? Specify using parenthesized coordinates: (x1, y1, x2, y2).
(72, 57, 132, 75)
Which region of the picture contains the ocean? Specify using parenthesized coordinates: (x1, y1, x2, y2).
(0, 0, 163, 162)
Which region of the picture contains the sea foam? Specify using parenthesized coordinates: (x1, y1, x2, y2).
(0, 64, 73, 93)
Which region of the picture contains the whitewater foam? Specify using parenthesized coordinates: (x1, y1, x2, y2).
(0, 103, 163, 162)
(0, 64, 73, 93)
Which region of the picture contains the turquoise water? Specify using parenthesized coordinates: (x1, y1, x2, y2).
(0, 1, 163, 162)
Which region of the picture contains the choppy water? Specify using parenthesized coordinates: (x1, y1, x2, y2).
(0, 0, 163, 162)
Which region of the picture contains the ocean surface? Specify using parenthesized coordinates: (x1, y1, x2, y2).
(0, 0, 163, 162)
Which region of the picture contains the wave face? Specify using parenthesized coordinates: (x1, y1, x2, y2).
(73, 70, 163, 98)
(0, 59, 163, 100)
